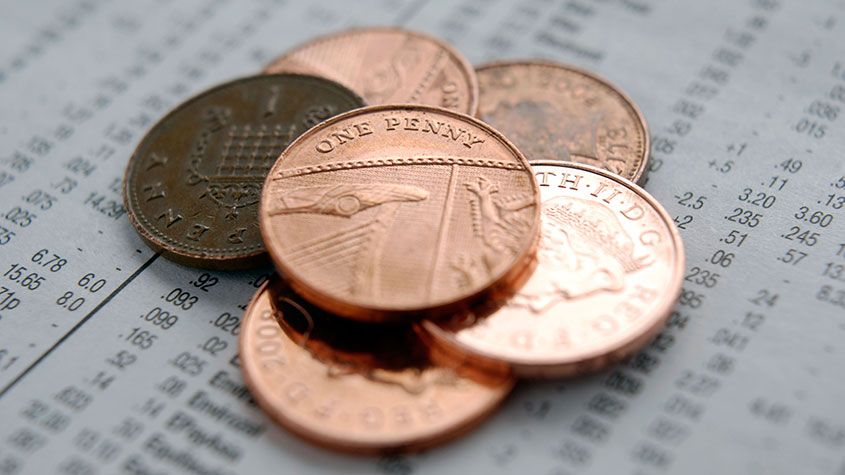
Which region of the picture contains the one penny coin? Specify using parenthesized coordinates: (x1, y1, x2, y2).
(123, 74, 364, 269)
(239, 277, 514, 454)
(265, 27, 478, 115)
(476, 60, 650, 182)
(260, 105, 540, 322)
(420, 162, 684, 378)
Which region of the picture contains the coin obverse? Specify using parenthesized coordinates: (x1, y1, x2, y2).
(123, 74, 364, 269)
(239, 278, 514, 454)
(260, 105, 541, 322)
(420, 162, 684, 378)
(476, 60, 650, 183)
(265, 27, 479, 115)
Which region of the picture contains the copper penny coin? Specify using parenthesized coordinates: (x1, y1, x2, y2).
(260, 105, 540, 322)
(238, 277, 514, 454)
(476, 60, 650, 182)
(420, 162, 684, 378)
(264, 27, 478, 115)
(123, 74, 364, 269)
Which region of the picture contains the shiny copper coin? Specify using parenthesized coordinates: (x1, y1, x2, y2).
(476, 60, 650, 182)
(420, 162, 684, 378)
(239, 277, 514, 454)
(123, 74, 364, 269)
(260, 105, 540, 322)
(264, 27, 478, 115)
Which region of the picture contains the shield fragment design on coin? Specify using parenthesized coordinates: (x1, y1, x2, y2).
(260, 105, 540, 322)
(267, 183, 429, 299)
(264, 27, 479, 115)
(268, 183, 429, 217)
(123, 74, 364, 269)
(452, 176, 535, 290)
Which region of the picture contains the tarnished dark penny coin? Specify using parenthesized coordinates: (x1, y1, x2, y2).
(477, 60, 650, 183)
(123, 74, 365, 269)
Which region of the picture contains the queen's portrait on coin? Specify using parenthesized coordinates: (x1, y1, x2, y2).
(510, 196, 651, 313)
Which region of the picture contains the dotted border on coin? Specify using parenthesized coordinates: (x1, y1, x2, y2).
(275, 156, 525, 179)
(125, 74, 365, 257)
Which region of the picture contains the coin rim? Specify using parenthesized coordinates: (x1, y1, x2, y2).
(123, 73, 365, 270)
(259, 104, 541, 322)
(475, 59, 651, 184)
(419, 161, 685, 378)
(264, 26, 480, 116)
(238, 280, 516, 455)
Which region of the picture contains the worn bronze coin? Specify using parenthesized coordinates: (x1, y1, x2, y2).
(476, 60, 650, 182)
(239, 277, 514, 454)
(420, 162, 684, 378)
(260, 105, 540, 322)
(264, 27, 478, 115)
(123, 74, 364, 269)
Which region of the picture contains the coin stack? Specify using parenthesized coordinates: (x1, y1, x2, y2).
(123, 27, 685, 455)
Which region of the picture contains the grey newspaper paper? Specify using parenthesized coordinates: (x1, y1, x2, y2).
(0, 0, 843, 474)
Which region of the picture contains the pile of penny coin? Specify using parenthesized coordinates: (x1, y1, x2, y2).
(123, 27, 685, 454)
